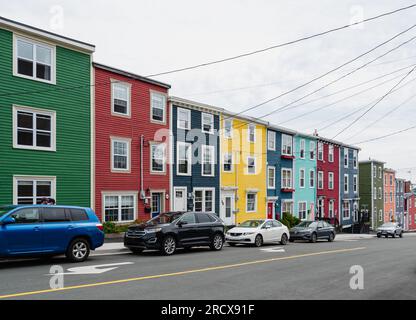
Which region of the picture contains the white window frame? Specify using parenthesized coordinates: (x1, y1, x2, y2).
(111, 81, 131, 117)
(343, 201, 350, 220)
(246, 192, 257, 213)
(193, 188, 215, 213)
(282, 201, 294, 215)
(150, 142, 166, 174)
(328, 145, 334, 163)
(281, 168, 293, 189)
(246, 156, 256, 175)
(111, 137, 131, 172)
(13, 35, 56, 85)
(150, 91, 167, 124)
(344, 174, 349, 193)
(310, 141, 316, 160)
(299, 168, 305, 188)
(310, 169, 315, 188)
(248, 124, 256, 143)
(13, 175, 56, 205)
(267, 166, 276, 189)
(201, 145, 215, 177)
(177, 107, 191, 130)
(268, 130, 276, 151)
(201, 112, 214, 134)
(299, 139, 306, 159)
(282, 134, 293, 156)
(353, 174, 358, 193)
(223, 152, 233, 173)
(353, 150, 358, 169)
(298, 201, 307, 220)
(102, 192, 137, 223)
(344, 148, 349, 168)
(223, 118, 233, 139)
(318, 171, 324, 190)
(328, 172, 334, 190)
(318, 142, 323, 161)
(329, 200, 335, 218)
(177, 141, 192, 176)
(12, 105, 56, 152)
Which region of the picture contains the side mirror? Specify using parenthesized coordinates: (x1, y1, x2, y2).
(1, 216, 16, 225)
(178, 220, 188, 227)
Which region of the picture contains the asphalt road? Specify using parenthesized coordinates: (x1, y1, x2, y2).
(0, 235, 415, 300)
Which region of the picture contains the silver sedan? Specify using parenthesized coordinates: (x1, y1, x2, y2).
(376, 222, 403, 238)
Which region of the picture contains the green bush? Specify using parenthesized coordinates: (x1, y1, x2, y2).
(279, 212, 301, 229)
(103, 221, 133, 234)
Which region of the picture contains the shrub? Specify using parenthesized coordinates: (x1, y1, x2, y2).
(103, 221, 117, 234)
(279, 212, 301, 229)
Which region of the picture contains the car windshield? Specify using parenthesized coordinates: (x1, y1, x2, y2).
(146, 212, 183, 225)
(296, 221, 317, 228)
(381, 222, 396, 227)
(238, 220, 264, 228)
(0, 206, 15, 218)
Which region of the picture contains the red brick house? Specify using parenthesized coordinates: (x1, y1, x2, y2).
(94, 63, 171, 222)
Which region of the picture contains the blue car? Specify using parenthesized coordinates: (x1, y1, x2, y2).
(0, 205, 104, 262)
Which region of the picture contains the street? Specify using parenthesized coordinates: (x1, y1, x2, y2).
(0, 234, 415, 300)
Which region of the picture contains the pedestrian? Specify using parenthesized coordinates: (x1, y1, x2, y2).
(47, 198, 56, 205)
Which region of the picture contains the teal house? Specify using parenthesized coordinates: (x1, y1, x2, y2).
(293, 133, 317, 220)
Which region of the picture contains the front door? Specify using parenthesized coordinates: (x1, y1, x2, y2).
(267, 202, 274, 219)
(173, 188, 187, 212)
(151, 193, 162, 218)
(220, 192, 235, 226)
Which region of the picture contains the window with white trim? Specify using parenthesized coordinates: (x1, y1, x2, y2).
(246, 193, 257, 212)
(344, 174, 349, 193)
(150, 143, 166, 173)
(151, 92, 166, 123)
(247, 156, 256, 174)
(353, 175, 358, 193)
(310, 141, 316, 160)
(13, 106, 55, 151)
(268, 166, 276, 189)
(177, 108, 191, 130)
(202, 113, 214, 133)
(353, 150, 358, 168)
(298, 202, 307, 220)
(112, 82, 130, 116)
(299, 168, 305, 188)
(329, 200, 335, 218)
(318, 171, 324, 189)
(378, 167, 382, 179)
(282, 134, 293, 156)
(318, 198, 324, 217)
(328, 145, 334, 163)
(379, 209, 383, 221)
(15, 177, 55, 205)
(378, 187, 382, 200)
(342, 201, 350, 219)
(282, 201, 293, 214)
(248, 124, 256, 143)
(344, 148, 349, 168)
(373, 165, 377, 178)
(282, 168, 292, 189)
(373, 187, 377, 200)
(299, 139, 305, 159)
(318, 142, 323, 161)
(194, 189, 214, 213)
(268, 130, 276, 150)
(202, 145, 215, 176)
(223, 153, 233, 172)
(104, 194, 136, 222)
(224, 119, 233, 138)
(15, 36, 54, 83)
(328, 172, 334, 190)
(310, 169, 315, 188)
(177, 142, 192, 175)
(111, 138, 130, 171)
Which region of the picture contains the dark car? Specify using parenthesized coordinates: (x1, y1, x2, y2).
(124, 212, 225, 255)
(289, 220, 336, 243)
(0, 205, 104, 262)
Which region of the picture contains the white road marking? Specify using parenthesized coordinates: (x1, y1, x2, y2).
(46, 262, 134, 275)
(260, 247, 286, 253)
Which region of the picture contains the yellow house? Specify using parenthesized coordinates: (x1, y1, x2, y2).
(220, 112, 268, 225)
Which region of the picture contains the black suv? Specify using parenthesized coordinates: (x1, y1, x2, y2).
(124, 212, 225, 255)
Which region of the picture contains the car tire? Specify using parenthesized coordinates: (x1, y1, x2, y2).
(254, 234, 263, 247)
(392, 233, 396, 238)
(310, 233, 317, 243)
(289, 238, 294, 243)
(384, 234, 388, 238)
(66, 238, 90, 263)
(161, 235, 176, 256)
(377, 234, 381, 238)
(399, 232, 403, 238)
(228, 243, 237, 247)
(328, 232, 335, 242)
(210, 233, 224, 251)
(130, 248, 144, 254)
(280, 233, 288, 245)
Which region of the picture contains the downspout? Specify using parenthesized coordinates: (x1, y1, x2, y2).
(140, 135, 145, 200)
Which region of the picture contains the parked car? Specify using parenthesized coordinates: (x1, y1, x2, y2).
(289, 220, 336, 243)
(124, 212, 225, 255)
(0, 205, 104, 262)
(225, 219, 289, 247)
(376, 222, 403, 238)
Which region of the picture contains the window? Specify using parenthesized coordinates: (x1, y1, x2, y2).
(247, 156, 256, 174)
(373, 187, 377, 200)
(248, 124, 256, 143)
(318, 199, 324, 217)
(343, 201, 350, 219)
(14, 176, 55, 205)
(344, 148, 349, 168)
(150, 143, 166, 173)
(373, 165, 377, 178)
(177, 142, 192, 175)
(177, 108, 191, 130)
(111, 138, 130, 171)
(282, 201, 293, 214)
(224, 119, 233, 138)
(390, 175, 393, 186)
(390, 192, 393, 203)
(329, 200, 335, 218)
(42, 207, 69, 222)
(246, 193, 257, 212)
(318, 171, 324, 189)
(70, 209, 88, 221)
(344, 174, 349, 193)
(353, 175, 358, 193)
(11, 208, 40, 224)
(298, 202, 307, 220)
(318, 142, 324, 161)
(328, 172, 334, 190)
(202, 145, 215, 176)
(282, 134, 293, 156)
(104, 194, 136, 222)
(268, 131, 276, 150)
(353, 150, 358, 168)
(299, 169, 305, 188)
(379, 209, 383, 221)
(151, 92, 166, 123)
(299, 139, 305, 159)
(268, 166, 276, 189)
(13, 106, 55, 151)
(179, 213, 196, 224)
(310, 141, 316, 160)
(202, 113, 214, 134)
(328, 145, 334, 162)
(194, 189, 214, 213)
(310, 170, 315, 188)
(378, 187, 382, 200)
(223, 153, 233, 172)
(282, 169, 292, 189)
(112, 82, 130, 116)
(378, 167, 382, 179)
(14, 36, 54, 83)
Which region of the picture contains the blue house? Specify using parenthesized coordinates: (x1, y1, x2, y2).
(395, 178, 405, 226)
(266, 125, 296, 220)
(169, 97, 221, 215)
(340, 145, 360, 229)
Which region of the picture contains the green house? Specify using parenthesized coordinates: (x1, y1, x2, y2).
(0, 17, 95, 207)
(359, 159, 385, 230)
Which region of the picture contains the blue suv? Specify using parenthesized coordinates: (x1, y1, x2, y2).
(0, 205, 105, 262)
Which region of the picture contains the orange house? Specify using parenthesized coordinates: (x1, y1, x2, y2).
(383, 168, 396, 222)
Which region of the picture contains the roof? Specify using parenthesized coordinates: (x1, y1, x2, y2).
(384, 168, 396, 173)
(0, 16, 95, 53)
(359, 159, 386, 165)
(94, 62, 171, 89)
(268, 124, 297, 135)
(169, 96, 223, 114)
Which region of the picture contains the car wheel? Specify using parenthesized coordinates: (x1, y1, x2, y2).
(161, 235, 176, 255)
(392, 233, 396, 238)
(399, 232, 403, 238)
(289, 238, 294, 243)
(377, 234, 381, 238)
(328, 232, 335, 242)
(280, 233, 288, 245)
(310, 233, 317, 243)
(254, 234, 263, 247)
(384, 234, 388, 238)
(210, 233, 224, 251)
(228, 243, 237, 247)
(66, 238, 90, 263)
(130, 248, 144, 254)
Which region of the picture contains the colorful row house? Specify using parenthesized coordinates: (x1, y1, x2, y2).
(404, 181, 416, 231)
(383, 168, 396, 223)
(395, 178, 405, 226)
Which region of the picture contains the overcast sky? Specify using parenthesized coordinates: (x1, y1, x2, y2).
(2, 0, 416, 181)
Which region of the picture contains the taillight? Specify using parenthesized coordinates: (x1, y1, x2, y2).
(96, 223, 104, 231)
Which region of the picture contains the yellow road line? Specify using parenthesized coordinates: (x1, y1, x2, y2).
(0, 246, 366, 299)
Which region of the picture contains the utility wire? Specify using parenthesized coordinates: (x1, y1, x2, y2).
(351, 124, 416, 144)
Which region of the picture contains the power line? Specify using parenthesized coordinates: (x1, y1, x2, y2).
(351, 124, 416, 144)
(332, 65, 416, 139)
(145, 4, 416, 77)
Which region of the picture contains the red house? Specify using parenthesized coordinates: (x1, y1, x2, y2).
(404, 191, 416, 231)
(94, 63, 171, 223)
(316, 137, 340, 225)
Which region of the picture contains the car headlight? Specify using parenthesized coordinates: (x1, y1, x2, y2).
(145, 227, 162, 233)
(242, 232, 254, 236)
